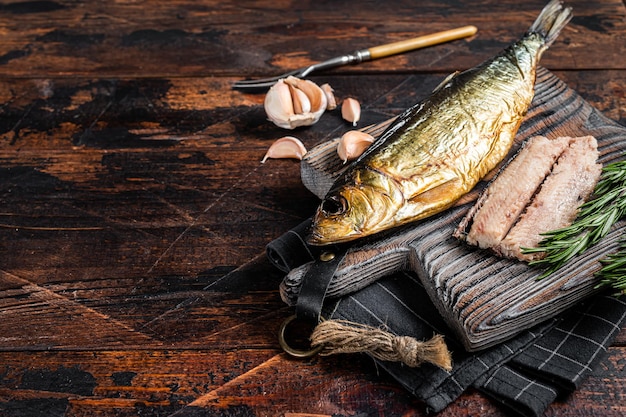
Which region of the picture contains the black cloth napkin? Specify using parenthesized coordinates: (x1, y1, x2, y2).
(267, 221, 626, 417)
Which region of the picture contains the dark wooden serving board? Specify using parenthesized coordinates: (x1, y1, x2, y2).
(296, 67, 626, 351)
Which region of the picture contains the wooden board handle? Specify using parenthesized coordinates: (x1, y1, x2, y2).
(367, 25, 477, 59)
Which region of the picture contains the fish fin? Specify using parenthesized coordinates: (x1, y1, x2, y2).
(402, 178, 465, 220)
(432, 71, 460, 94)
(528, 0, 573, 47)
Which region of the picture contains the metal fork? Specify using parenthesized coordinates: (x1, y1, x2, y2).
(232, 25, 477, 92)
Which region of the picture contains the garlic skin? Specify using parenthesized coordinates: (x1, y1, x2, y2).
(264, 76, 327, 129)
(337, 130, 375, 163)
(341, 97, 361, 126)
(261, 136, 308, 163)
(321, 83, 337, 111)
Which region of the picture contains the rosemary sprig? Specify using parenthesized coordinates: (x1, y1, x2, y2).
(523, 160, 626, 285)
(596, 238, 626, 294)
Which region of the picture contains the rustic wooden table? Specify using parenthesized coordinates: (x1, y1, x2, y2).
(1, 1, 625, 416)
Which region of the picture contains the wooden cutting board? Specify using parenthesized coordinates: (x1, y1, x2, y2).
(297, 67, 626, 351)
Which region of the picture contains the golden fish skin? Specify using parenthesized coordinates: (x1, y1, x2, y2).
(308, 0, 573, 245)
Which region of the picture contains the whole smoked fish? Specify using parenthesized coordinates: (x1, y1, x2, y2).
(308, 0, 573, 245)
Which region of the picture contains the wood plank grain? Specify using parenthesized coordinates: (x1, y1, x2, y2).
(0, 252, 290, 349)
(0, 348, 280, 416)
(1, 345, 625, 416)
(0, 0, 624, 78)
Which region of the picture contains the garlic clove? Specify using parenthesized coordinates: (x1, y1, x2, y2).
(283, 77, 327, 127)
(261, 136, 308, 163)
(321, 83, 337, 111)
(264, 76, 327, 130)
(341, 97, 361, 126)
(289, 83, 312, 114)
(284, 76, 327, 114)
(264, 80, 296, 129)
(337, 130, 375, 163)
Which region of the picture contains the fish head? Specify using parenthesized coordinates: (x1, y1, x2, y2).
(307, 179, 403, 245)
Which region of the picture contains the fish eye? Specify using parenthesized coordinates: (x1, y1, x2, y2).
(321, 195, 348, 216)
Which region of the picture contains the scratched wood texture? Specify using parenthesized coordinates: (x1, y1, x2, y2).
(0, 1, 625, 416)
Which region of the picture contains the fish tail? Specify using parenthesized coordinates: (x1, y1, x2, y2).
(528, 0, 573, 48)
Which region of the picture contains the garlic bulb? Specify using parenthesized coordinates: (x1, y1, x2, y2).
(261, 136, 308, 163)
(337, 130, 375, 163)
(341, 97, 361, 126)
(264, 76, 327, 129)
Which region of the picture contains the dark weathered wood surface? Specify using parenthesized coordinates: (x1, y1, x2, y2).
(1, 1, 625, 416)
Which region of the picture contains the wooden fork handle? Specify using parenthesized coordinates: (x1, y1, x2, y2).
(366, 25, 478, 60)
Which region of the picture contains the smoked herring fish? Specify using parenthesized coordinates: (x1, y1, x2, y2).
(308, 0, 573, 245)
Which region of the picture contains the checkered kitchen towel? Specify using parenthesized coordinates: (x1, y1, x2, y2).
(267, 221, 626, 417)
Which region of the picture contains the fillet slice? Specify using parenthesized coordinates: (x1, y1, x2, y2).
(498, 136, 602, 260)
(455, 135, 602, 262)
(463, 135, 572, 249)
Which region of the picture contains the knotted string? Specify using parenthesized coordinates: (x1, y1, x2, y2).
(310, 319, 452, 371)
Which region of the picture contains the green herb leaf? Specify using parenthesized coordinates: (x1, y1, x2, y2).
(595, 238, 626, 295)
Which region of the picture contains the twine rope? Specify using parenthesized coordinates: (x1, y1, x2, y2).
(310, 319, 452, 371)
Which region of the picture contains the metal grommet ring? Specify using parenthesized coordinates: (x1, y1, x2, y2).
(278, 315, 323, 359)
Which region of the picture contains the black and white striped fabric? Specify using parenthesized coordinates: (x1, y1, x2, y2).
(267, 224, 626, 417)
